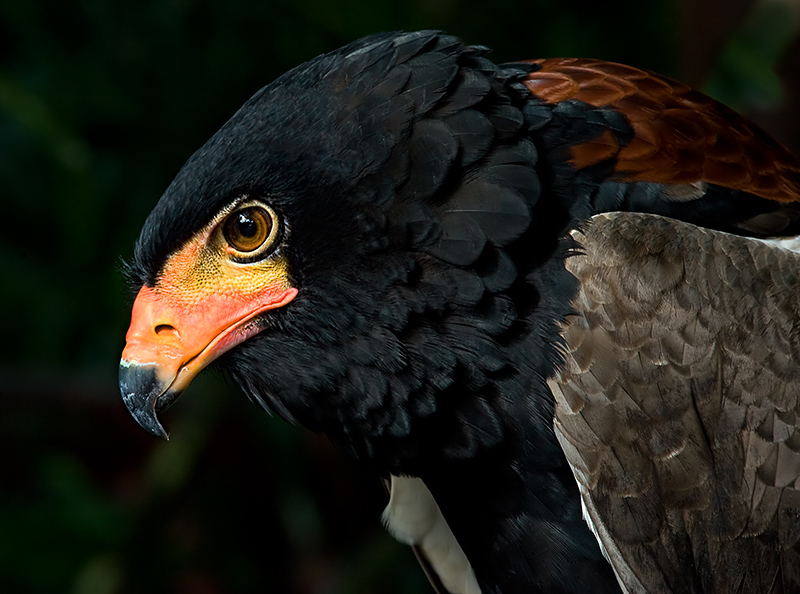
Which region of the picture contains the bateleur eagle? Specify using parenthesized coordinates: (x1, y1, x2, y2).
(119, 31, 800, 594)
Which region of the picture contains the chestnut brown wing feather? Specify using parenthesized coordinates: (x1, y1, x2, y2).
(552, 212, 800, 593)
(523, 58, 800, 203)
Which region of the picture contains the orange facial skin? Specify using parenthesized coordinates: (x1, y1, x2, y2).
(121, 282, 297, 391)
(119, 200, 296, 438)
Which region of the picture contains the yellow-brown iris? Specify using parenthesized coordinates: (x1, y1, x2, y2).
(222, 204, 279, 258)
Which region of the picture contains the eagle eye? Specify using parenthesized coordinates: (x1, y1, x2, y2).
(222, 204, 278, 258)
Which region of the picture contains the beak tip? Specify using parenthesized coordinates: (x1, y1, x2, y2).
(119, 361, 174, 440)
(121, 390, 170, 440)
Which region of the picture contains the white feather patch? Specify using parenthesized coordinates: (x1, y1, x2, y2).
(382, 475, 481, 594)
(758, 235, 800, 253)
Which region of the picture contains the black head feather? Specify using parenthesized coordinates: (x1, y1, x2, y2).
(127, 31, 581, 472)
(127, 31, 628, 593)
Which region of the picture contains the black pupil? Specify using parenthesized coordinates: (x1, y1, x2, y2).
(237, 212, 258, 238)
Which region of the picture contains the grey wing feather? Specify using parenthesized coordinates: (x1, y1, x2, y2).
(551, 212, 800, 594)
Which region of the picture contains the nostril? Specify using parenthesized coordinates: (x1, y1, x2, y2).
(154, 324, 179, 338)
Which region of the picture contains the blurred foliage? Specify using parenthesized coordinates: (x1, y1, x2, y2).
(705, 0, 800, 111)
(0, 1, 797, 593)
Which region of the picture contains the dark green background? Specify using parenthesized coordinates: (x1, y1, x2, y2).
(1, 1, 798, 592)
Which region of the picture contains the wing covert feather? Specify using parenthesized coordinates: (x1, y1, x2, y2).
(522, 59, 800, 203)
(552, 212, 800, 593)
